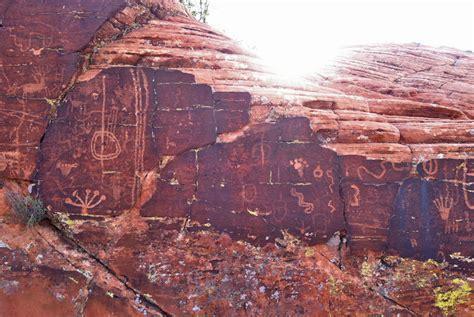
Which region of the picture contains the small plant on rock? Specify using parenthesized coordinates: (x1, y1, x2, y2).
(6, 192, 46, 226)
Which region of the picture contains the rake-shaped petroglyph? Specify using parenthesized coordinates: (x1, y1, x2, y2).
(65, 189, 107, 214)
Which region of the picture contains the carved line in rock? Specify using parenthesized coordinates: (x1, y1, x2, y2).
(326, 169, 335, 194)
(349, 184, 360, 207)
(251, 136, 270, 166)
(290, 157, 309, 178)
(130, 68, 150, 205)
(290, 188, 314, 214)
(357, 161, 410, 181)
(7, 21, 54, 53)
(65, 189, 107, 215)
(462, 160, 474, 210)
(90, 131, 122, 161)
(422, 160, 438, 177)
(313, 164, 324, 179)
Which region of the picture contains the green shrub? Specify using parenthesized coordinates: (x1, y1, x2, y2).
(6, 192, 46, 226)
(179, 0, 209, 23)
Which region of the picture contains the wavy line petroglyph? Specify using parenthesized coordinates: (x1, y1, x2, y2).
(328, 200, 336, 214)
(326, 169, 335, 193)
(290, 188, 314, 214)
(357, 162, 410, 181)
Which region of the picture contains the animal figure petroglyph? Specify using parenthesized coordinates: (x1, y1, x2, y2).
(18, 66, 49, 97)
(290, 158, 308, 178)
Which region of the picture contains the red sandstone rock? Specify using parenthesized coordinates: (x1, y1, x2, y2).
(1, 0, 473, 315)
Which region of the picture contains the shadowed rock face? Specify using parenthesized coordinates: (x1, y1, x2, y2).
(1, 0, 474, 315)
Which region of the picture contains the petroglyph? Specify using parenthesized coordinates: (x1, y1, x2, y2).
(326, 169, 335, 194)
(290, 188, 314, 214)
(349, 185, 360, 207)
(0, 152, 20, 172)
(242, 184, 257, 203)
(130, 69, 150, 204)
(357, 161, 411, 181)
(246, 208, 272, 217)
(251, 141, 271, 166)
(462, 160, 474, 210)
(290, 158, 308, 178)
(445, 220, 460, 234)
(90, 131, 122, 161)
(433, 194, 454, 222)
(8, 22, 54, 52)
(56, 162, 78, 177)
(65, 189, 107, 214)
(328, 200, 336, 214)
(422, 160, 438, 177)
(313, 164, 324, 179)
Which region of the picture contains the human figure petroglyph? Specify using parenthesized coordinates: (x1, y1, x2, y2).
(290, 157, 308, 178)
(349, 184, 360, 207)
(65, 189, 107, 214)
(290, 188, 314, 214)
(313, 164, 324, 179)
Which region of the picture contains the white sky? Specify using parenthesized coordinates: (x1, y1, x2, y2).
(207, 0, 474, 78)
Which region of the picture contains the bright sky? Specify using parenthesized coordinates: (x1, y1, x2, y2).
(207, 0, 474, 78)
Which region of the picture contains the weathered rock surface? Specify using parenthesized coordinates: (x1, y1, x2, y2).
(1, 0, 473, 315)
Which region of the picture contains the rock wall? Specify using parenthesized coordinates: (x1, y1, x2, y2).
(1, 0, 473, 265)
(1, 1, 473, 315)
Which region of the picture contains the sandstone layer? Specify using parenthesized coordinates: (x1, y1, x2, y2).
(1, 0, 473, 316)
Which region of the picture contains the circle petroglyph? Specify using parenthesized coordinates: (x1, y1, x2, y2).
(90, 130, 122, 161)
